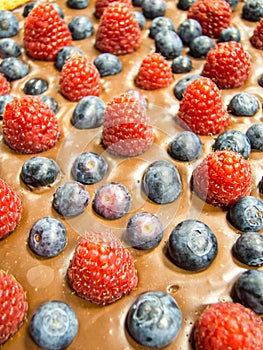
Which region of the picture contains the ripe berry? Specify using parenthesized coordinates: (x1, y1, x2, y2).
(0, 73, 10, 95)
(155, 29, 183, 59)
(23, 77, 48, 95)
(246, 123, 263, 150)
(173, 73, 202, 100)
(71, 96, 105, 129)
(0, 38, 21, 58)
(250, 18, 263, 49)
(68, 15, 94, 40)
(177, 0, 197, 10)
(189, 35, 214, 58)
(67, 0, 88, 9)
(228, 92, 258, 116)
(55, 45, 85, 71)
(171, 56, 192, 74)
(40, 96, 59, 114)
(94, 0, 132, 18)
(93, 53, 122, 77)
(0, 10, 19, 38)
(149, 16, 175, 39)
(242, 0, 263, 22)
(177, 18, 202, 46)
(168, 131, 202, 161)
(0, 57, 29, 81)
(133, 11, 146, 30)
(142, 0, 167, 19)
(219, 27, 241, 43)
(233, 231, 263, 267)
(0, 94, 13, 117)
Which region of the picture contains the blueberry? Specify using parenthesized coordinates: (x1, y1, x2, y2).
(126, 291, 182, 348)
(227, 92, 258, 116)
(0, 57, 29, 81)
(66, 0, 88, 9)
(23, 78, 48, 95)
(177, 0, 197, 10)
(233, 270, 263, 314)
(142, 160, 182, 204)
(0, 94, 13, 117)
(133, 11, 146, 30)
(149, 16, 175, 39)
(168, 131, 202, 161)
(0, 11, 19, 38)
(259, 176, 263, 194)
(189, 35, 215, 58)
(52, 181, 90, 217)
(21, 156, 60, 188)
(168, 219, 218, 271)
(177, 19, 202, 46)
(51, 3, 65, 19)
(232, 231, 263, 267)
(258, 73, 263, 87)
(225, 0, 240, 10)
(29, 217, 67, 258)
(155, 30, 183, 59)
(93, 182, 131, 219)
(242, 0, 263, 21)
(212, 130, 251, 159)
(173, 74, 202, 100)
(124, 212, 164, 249)
(246, 124, 263, 151)
(71, 96, 105, 129)
(93, 53, 122, 77)
(132, 0, 144, 6)
(0, 38, 21, 58)
(71, 152, 108, 184)
(55, 46, 85, 71)
(141, 0, 167, 19)
(40, 96, 59, 114)
(23, 2, 64, 18)
(229, 196, 263, 232)
(68, 16, 94, 40)
(171, 56, 192, 74)
(29, 300, 78, 350)
(218, 27, 241, 42)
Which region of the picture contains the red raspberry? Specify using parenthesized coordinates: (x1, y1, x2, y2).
(250, 18, 263, 49)
(23, 2, 72, 61)
(102, 92, 154, 157)
(95, 0, 132, 18)
(187, 0, 232, 38)
(67, 231, 138, 305)
(202, 41, 251, 89)
(2, 96, 61, 154)
(192, 150, 252, 207)
(136, 52, 173, 90)
(59, 55, 101, 102)
(95, 1, 141, 55)
(0, 270, 28, 344)
(177, 77, 229, 135)
(0, 178, 22, 240)
(0, 74, 10, 95)
(194, 302, 263, 350)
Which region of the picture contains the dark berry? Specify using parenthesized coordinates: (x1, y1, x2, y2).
(29, 217, 67, 258)
(246, 124, 263, 151)
(93, 53, 122, 77)
(68, 16, 94, 40)
(0, 11, 19, 38)
(93, 182, 131, 219)
(258, 73, 263, 87)
(177, 0, 197, 10)
(21, 156, 60, 188)
(141, 0, 167, 19)
(66, 0, 88, 9)
(218, 27, 241, 42)
(55, 46, 85, 71)
(155, 30, 183, 59)
(168, 219, 218, 271)
(233, 231, 263, 267)
(177, 18, 202, 46)
(23, 2, 36, 17)
(189, 35, 215, 58)
(229, 196, 263, 232)
(52, 181, 90, 217)
(213, 129, 251, 159)
(133, 0, 144, 6)
(124, 212, 164, 249)
(0, 57, 29, 81)
(71, 96, 105, 129)
(23, 78, 48, 95)
(0, 38, 21, 58)
(225, 0, 240, 10)
(171, 56, 192, 74)
(0, 94, 13, 117)
(259, 176, 263, 194)
(126, 291, 182, 348)
(29, 300, 78, 350)
(40, 96, 59, 114)
(227, 92, 258, 116)
(149, 16, 175, 39)
(142, 160, 182, 204)
(133, 11, 146, 30)
(242, 0, 263, 22)
(173, 73, 202, 100)
(168, 131, 202, 161)
(71, 152, 108, 184)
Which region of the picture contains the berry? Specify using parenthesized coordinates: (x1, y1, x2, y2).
(71, 96, 105, 129)
(0, 10, 19, 38)
(259, 176, 263, 194)
(168, 131, 202, 161)
(219, 27, 241, 42)
(187, 0, 232, 38)
(0, 94, 13, 117)
(126, 291, 182, 348)
(93, 53, 122, 77)
(259, 73, 263, 87)
(0, 270, 28, 344)
(242, 0, 263, 22)
(29, 217, 67, 258)
(23, 77, 48, 95)
(29, 300, 78, 350)
(246, 123, 263, 150)
(0, 73, 10, 95)
(173, 73, 202, 100)
(225, 0, 240, 11)
(229, 195, 263, 232)
(232, 231, 263, 267)
(55, 45, 85, 71)
(213, 129, 251, 159)
(95, 0, 132, 18)
(202, 41, 251, 89)
(132, 0, 144, 6)
(136, 52, 173, 90)
(133, 11, 146, 30)
(68, 15, 94, 40)
(93, 182, 131, 219)
(21, 156, 60, 188)
(67, 0, 88, 9)
(0, 178, 22, 240)
(141, 0, 166, 19)
(95, 2, 141, 55)
(155, 29, 183, 59)
(192, 150, 252, 207)
(194, 302, 263, 350)
(2, 96, 61, 154)
(71, 152, 108, 184)
(67, 231, 138, 305)
(228, 92, 258, 116)
(250, 18, 263, 49)
(177, 18, 202, 46)
(23, 2, 65, 18)
(171, 56, 192, 74)
(40, 96, 59, 114)
(23, 2, 72, 61)
(177, 0, 197, 10)
(124, 212, 164, 249)
(168, 219, 218, 271)
(189, 35, 214, 58)
(142, 160, 182, 204)
(125, 89, 148, 109)
(0, 57, 29, 82)
(102, 92, 153, 157)
(0, 38, 21, 58)
(59, 55, 101, 102)
(177, 77, 230, 135)
(149, 16, 175, 39)
(52, 181, 90, 217)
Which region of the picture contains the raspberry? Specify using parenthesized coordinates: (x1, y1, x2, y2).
(192, 150, 252, 207)
(59, 55, 101, 102)
(187, 0, 232, 38)
(250, 18, 263, 49)
(0, 73, 10, 95)
(67, 231, 138, 305)
(23, 2, 72, 61)
(0, 270, 28, 344)
(0, 178, 22, 240)
(202, 41, 251, 89)
(95, 1, 141, 55)
(2, 96, 61, 154)
(95, 0, 132, 18)
(177, 77, 229, 135)
(136, 52, 173, 90)
(102, 92, 154, 157)
(194, 302, 263, 350)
